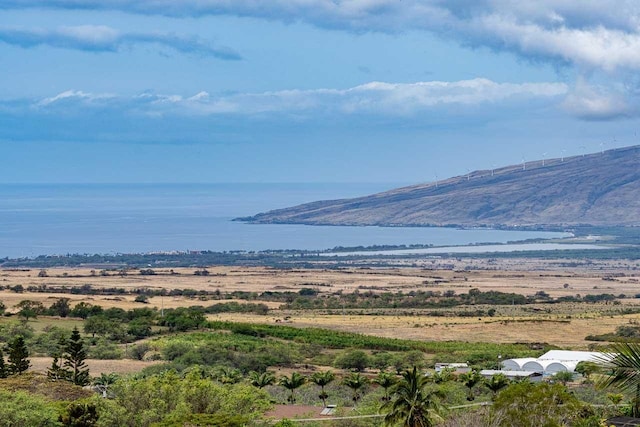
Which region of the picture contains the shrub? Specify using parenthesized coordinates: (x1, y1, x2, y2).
(334, 350, 370, 372)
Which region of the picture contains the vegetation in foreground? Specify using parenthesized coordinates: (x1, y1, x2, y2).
(1, 278, 640, 426)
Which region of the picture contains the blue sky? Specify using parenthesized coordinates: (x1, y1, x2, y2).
(2, 1, 640, 183)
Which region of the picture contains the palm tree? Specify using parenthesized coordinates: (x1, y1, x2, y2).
(215, 366, 243, 384)
(93, 373, 119, 398)
(310, 370, 335, 407)
(249, 371, 276, 389)
(279, 372, 306, 404)
(430, 368, 454, 384)
(382, 366, 444, 427)
(343, 372, 369, 403)
(597, 342, 640, 416)
(374, 371, 397, 402)
(459, 370, 483, 401)
(485, 373, 510, 397)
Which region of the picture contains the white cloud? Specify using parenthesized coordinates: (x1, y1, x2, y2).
(0, 25, 241, 59)
(561, 79, 631, 120)
(29, 79, 567, 117)
(37, 90, 115, 106)
(7, 1, 640, 73)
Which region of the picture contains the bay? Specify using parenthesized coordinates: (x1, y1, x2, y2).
(0, 183, 569, 258)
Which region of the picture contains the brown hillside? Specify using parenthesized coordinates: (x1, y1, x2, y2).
(241, 146, 640, 227)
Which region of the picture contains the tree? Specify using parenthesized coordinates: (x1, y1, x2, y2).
(459, 370, 483, 401)
(279, 372, 306, 404)
(249, 371, 276, 389)
(382, 366, 444, 427)
(83, 315, 113, 338)
(159, 307, 206, 332)
(334, 349, 370, 372)
(310, 371, 335, 407)
(0, 348, 7, 378)
(214, 367, 243, 385)
(484, 373, 509, 397)
(575, 361, 599, 380)
(63, 328, 90, 386)
(491, 381, 582, 427)
(134, 295, 149, 304)
(47, 355, 67, 381)
(59, 402, 99, 426)
(342, 372, 369, 403)
(430, 368, 454, 384)
(93, 373, 119, 398)
(7, 335, 30, 374)
(597, 342, 640, 417)
(48, 298, 71, 317)
(552, 370, 574, 386)
(16, 300, 44, 321)
(70, 302, 103, 319)
(374, 371, 398, 402)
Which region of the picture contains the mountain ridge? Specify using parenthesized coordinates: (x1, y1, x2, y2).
(239, 145, 640, 228)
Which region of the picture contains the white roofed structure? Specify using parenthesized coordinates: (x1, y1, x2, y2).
(501, 358, 537, 371)
(501, 350, 606, 375)
(538, 350, 602, 362)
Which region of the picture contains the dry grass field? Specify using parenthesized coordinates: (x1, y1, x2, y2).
(28, 357, 161, 375)
(2, 264, 640, 349)
(1, 264, 639, 306)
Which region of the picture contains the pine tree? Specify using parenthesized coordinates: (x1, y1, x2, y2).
(63, 328, 90, 386)
(7, 336, 30, 375)
(0, 349, 7, 379)
(47, 355, 68, 381)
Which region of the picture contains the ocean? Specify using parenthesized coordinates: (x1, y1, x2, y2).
(0, 183, 569, 258)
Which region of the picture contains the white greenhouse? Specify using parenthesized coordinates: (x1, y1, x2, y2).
(501, 350, 606, 376)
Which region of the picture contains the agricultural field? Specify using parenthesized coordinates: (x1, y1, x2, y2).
(2, 264, 640, 351)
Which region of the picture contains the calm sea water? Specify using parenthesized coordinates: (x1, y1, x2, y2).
(0, 183, 569, 258)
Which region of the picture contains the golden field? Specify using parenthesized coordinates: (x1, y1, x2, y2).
(2, 264, 640, 352)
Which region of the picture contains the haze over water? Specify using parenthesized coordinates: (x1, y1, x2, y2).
(0, 183, 568, 259)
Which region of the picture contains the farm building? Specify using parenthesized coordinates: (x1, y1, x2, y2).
(501, 350, 606, 375)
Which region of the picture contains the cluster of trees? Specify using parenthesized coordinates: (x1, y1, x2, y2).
(279, 288, 624, 311)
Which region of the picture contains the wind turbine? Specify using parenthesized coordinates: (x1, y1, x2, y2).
(580, 145, 586, 157)
(542, 152, 547, 166)
(466, 168, 471, 181)
(521, 157, 526, 171)
(434, 173, 438, 188)
(600, 141, 606, 154)
(561, 149, 566, 162)
(491, 163, 497, 177)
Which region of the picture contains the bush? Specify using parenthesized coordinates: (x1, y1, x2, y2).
(0, 388, 60, 426)
(334, 350, 370, 372)
(161, 341, 195, 361)
(127, 343, 151, 361)
(134, 295, 149, 304)
(88, 340, 123, 360)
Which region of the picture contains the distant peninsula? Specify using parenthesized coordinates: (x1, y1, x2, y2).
(238, 145, 640, 228)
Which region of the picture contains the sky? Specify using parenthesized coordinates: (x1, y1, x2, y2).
(2, 1, 640, 184)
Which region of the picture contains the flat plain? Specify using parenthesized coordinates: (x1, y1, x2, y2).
(2, 260, 640, 353)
